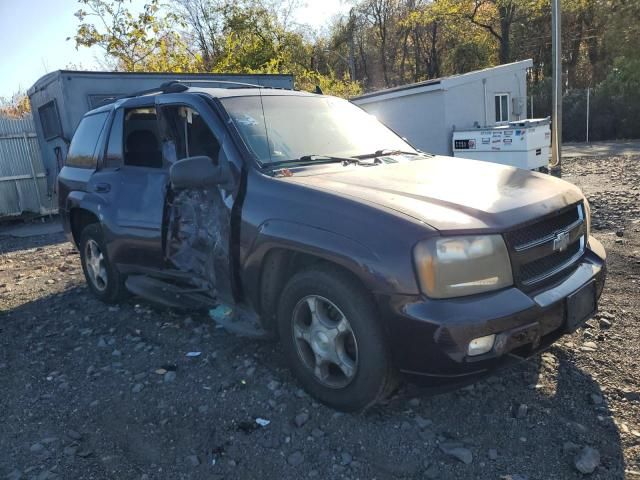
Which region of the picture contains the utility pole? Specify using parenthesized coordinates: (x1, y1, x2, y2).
(550, 0, 562, 177)
(586, 87, 590, 144)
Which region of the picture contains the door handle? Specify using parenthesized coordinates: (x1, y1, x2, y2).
(95, 183, 111, 193)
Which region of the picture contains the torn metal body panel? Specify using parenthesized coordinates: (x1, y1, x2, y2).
(165, 187, 229, 296)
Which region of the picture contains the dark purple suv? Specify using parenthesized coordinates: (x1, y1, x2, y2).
(58, 82, 606, 411)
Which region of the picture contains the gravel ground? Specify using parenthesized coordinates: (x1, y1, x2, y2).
(1, 155, 639, 480)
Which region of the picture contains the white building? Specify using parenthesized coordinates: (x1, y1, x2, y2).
(352, 59, 533, 156)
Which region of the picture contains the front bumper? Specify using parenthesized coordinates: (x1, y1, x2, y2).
(379, 236, 606, 380)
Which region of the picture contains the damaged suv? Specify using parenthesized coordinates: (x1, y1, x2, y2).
(58, 82, 606, 411)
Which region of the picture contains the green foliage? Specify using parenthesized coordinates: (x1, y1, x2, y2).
(71, 0, 638, 137)
(73, 0, 199, 72)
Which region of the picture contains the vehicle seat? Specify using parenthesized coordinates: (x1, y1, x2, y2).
(126, 130, 162, 168)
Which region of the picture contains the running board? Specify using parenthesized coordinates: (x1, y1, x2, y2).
(125, 275, 216, 310)
(125, 276, 270, 339)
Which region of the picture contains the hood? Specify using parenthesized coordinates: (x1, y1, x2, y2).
(280, 156, 584, 232)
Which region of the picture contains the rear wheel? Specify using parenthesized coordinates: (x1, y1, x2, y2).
(79, 224, 127, 304)
(277, 266, 397, 411)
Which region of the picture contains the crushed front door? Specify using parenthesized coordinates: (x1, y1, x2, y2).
(157, 94, 241, 304)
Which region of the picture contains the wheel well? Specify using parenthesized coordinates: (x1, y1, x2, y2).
(70, 208, 100, 247)
(258, 248, 369, 333)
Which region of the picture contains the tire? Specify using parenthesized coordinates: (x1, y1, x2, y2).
(79, 224, 127, 304)
(277, 265, 397, 412)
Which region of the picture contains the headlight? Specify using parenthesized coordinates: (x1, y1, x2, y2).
(413, 235, 513, 298)
(583, 197, 591, 238)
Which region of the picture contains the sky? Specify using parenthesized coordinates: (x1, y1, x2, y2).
(0, 0, 349, 98)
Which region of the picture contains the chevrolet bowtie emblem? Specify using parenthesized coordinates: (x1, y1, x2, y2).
(553, 231, 570, 252)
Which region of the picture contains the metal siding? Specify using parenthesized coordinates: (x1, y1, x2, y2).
(0, 114, 56, 218)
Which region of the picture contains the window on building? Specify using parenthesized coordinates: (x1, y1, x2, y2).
(495, 94, 510, 123)
(38, 101, 63, 140)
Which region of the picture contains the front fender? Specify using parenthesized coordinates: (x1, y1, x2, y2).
(242, 219, 411, 309)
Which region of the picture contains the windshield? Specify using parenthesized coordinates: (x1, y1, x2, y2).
(220, 95, 417, 165)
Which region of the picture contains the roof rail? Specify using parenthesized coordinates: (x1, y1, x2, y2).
(171, 79, 267, 89)
(107, 78, 284, 106)
(112, 81, 189, 102)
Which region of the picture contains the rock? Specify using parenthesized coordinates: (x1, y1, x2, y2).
(500, 475, 529, 480)
(622, 390, 640, 402)
(132, 383, 144, 393)
(76, 448, 93, 458)
(311, 428, 324, 438)
(488, 448, 498, 460)
(67, 429, 82, 441)
(616, 230, 624, 237)
(97, 337, 107, 348)
(516, 404, 528, 418)
(590, 393, 603, 405)
(415, 415, 432, 429)
(408, 398, 421, 407)
(599, 318, 612, 329)
(340, 452, 353, 466)
(424, 463, 439, 479)
(64, 445, 78, 456)
(287, 450, 304, 466)
(112, 349, 122, 356)
(6, 469, 22, 480)
(186, 454, 200, 466)
(575, 446, 600, 474)
(164, 371, 176, 383)
(439, 442, 473, 464)
(294, 412, 310, 428)
(564, 442, 580, 453)
(30, 442, 45, 453)
(418, 428, 436, 442)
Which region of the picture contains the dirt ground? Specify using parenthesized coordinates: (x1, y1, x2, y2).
(1, 155, 639, 480)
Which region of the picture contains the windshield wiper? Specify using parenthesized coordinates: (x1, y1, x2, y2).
(265, 155, 363, 168)
(352, 148, 421, 159)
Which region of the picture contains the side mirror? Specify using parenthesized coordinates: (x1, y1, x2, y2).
(169, 156, 227, 189)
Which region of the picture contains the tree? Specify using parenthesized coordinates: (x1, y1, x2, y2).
(0, 93, 31, 118)
(72, 0, 199, 71)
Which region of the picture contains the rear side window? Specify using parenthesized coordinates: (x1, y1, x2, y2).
(66, 112, 109, 168)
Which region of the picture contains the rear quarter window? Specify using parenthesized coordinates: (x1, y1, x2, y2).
(66, 112, 109, 168)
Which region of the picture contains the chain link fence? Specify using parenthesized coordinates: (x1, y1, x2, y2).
(529, 87, 640, 143)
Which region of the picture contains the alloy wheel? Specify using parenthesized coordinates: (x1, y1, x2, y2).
(84, 239, 108, 292)
(291, 295, 359, 389)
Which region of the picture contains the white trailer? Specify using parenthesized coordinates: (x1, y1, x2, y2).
(452, 118, 551, 170)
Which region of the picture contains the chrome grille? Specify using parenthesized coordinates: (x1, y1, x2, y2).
(505, 203, 585, 291)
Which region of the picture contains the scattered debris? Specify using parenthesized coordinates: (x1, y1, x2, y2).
(255, 418, 270, 427)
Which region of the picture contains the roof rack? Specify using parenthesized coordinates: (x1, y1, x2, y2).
(110, 81, 189, 102)
(171, 79, 266, 89)
(103, 78, 287, 106)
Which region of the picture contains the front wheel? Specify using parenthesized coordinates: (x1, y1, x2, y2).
(79, 224, 127, 304)
(277, 266, 397, 411)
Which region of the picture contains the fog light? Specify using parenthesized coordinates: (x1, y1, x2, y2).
(467, 334, 496, 356)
